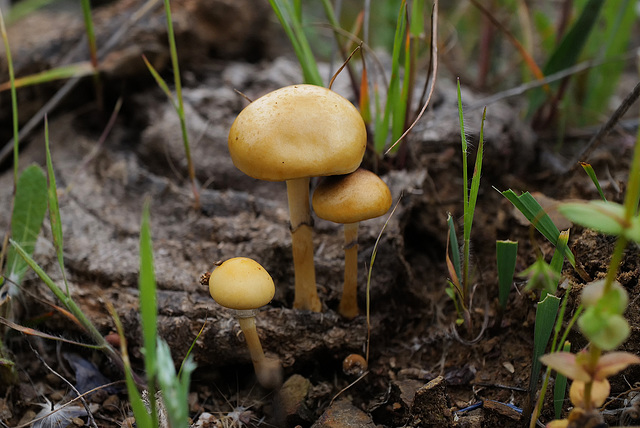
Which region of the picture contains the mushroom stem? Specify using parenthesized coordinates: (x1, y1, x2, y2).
(286, 178, 321, 312)
(237, 313, 266, 369)
(339, 222, 360, 319)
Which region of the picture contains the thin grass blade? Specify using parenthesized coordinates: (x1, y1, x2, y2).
(553, 340, 571, 419)
(0, 8, 19, 183)
(359, 55, 371, 123)
(44, 117, 68, 295)
(0, 63, 95, 92)
(496, 240, 518, 309)
(466, 107, 487, 238)
(139, 199, 158, 396)
(157, 338, 195, 428)
(446, 213, 462, 288)
(580, 162, 607, 202)
(529, 293, 560, 405)
(0, 317, 100, 348)
(107, 302, 152, 428)
(142, 55, 177, 111)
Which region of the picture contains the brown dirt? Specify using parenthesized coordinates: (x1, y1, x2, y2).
(1, 1, 639, 427)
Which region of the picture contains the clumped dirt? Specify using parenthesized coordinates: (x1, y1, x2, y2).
(1, 1, 640, 427)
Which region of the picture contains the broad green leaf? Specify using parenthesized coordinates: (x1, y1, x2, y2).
(5, 165, 47, 290)
(558, 200, 640, 242)
(496, 240, 517, 309)
(500, 189, 575, 266)
(530, 294, 561, 393)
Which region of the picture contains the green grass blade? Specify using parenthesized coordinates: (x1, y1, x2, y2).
(269, 0, 323, 86)
(108, 303, 152, 428)
(139, 198, 158, 428)
(499, 189, 575, 266)
(528, 0, 605, 117)
(496, 240, 518, 309)
(390, 27, 410, 147)
(5, 166, 47, 290)
(529, 293, 560, 402)
(447, 213, 462, 286)
(553, 341, 571, 419)
(162, 0, 199, 209)
(80, 0, 98, 68)
(549, 230, 569, 278)
(466, 107, 487, 238)
(44, 117, 68, 295)
(581, 0, 634, 124)
(142, 56, 177, 111)
(0, 8, 19, 184)
(580, 162, 607, 202)
(157, 338, 195, 428)
(409, 0, 425, 37)
(9, 239, 116, 358)
(0, 63, 95, 92)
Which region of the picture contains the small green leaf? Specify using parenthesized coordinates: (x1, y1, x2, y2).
(5, 165, 48, 291)
(496, 240, 518, 309)
(520, 256, 560, 295)
(578, 308, 629, 351)
(562, 201, 640, 242)
(580, 163, 607, 202)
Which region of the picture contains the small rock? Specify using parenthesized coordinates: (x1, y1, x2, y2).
(312, 399, 376, 428)
(411, 376, 453, 427)
(274, 374, 314, 427)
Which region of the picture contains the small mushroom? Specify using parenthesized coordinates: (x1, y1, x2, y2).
(208, 257, 282, 388)
(228, 84, 367, 312)
(312, 168, 392, 319)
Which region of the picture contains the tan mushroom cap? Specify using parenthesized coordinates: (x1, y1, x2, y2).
(209, 257, 275, 310)
(228, 84, 367, 182)
(312, 168, 392, 224)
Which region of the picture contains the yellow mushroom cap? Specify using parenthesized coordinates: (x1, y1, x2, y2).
(312, 168, 392, 224)
(209, 257, 275, 310)
(228, 84, 367, 182)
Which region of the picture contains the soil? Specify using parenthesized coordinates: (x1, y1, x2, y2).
(1, 1, 639, 427)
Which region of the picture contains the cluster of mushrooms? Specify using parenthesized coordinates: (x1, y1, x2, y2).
(206, 84, 392, 387)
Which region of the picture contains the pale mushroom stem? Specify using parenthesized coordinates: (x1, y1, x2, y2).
(286, 178, 322, 312)
(237, 313, 267, 377)
(339, 222, 360, 319)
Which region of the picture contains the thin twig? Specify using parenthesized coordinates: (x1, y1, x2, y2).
(567, 81, 640, 173)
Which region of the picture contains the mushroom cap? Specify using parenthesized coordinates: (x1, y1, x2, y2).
(209, 257, 275, 310)
(228, 84, 367, 182)
(312, 168, 392, 224)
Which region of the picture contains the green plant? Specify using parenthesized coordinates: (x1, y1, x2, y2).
(531, 109, 640, 427)
(269, 0, 438, 157)
(445, 80, 486, 335)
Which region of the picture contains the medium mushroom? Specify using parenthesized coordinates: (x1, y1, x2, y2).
(312, 168, 392, 319)
(208, 257, 282, 388)
(228, 84, 367, 312)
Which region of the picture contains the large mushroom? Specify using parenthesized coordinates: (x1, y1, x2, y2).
(312, 168, 392, 319)
(228, 84, 367, 312)
(208, 257, 282, 388)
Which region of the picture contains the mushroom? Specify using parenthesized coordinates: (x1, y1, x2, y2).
(312, 168, 392, 319)
(208, 257, 282, 388)
(228, 84, 367, 312)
